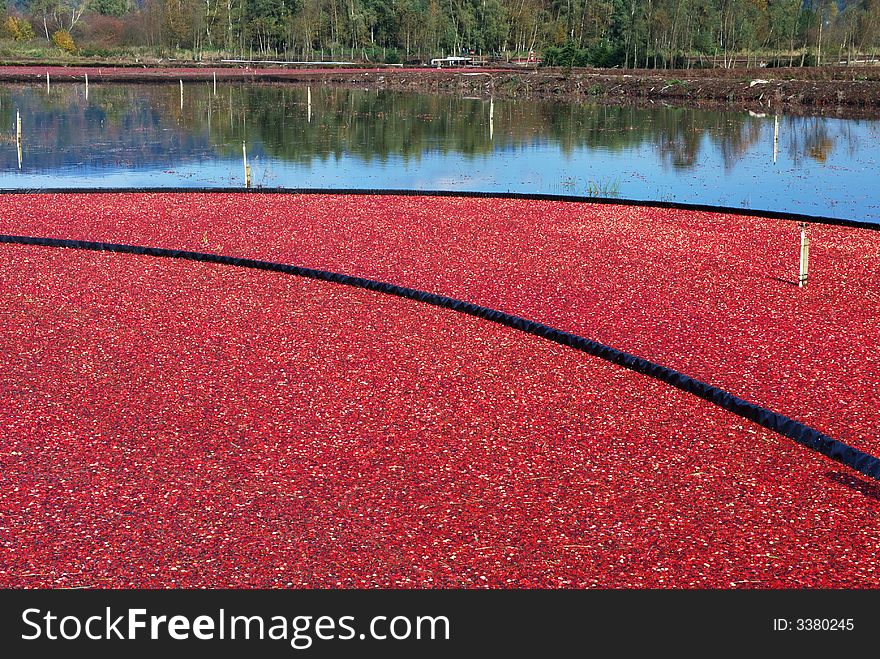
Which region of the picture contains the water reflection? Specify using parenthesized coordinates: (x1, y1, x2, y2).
(1, 82, 878, 221)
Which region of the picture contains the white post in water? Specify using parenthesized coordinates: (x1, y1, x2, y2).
(773, 114, 779, 164)
(242, 141, 251, 188)
(85, 73, 89, 100)
(798, 222, 810, 288)
(46, 71, 50, 93)
(16, 110, 22, 170)
(307, 86, 312, 123)
(489, 96, 494, 140)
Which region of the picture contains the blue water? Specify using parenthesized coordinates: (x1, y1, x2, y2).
(2, 82, 878, 222)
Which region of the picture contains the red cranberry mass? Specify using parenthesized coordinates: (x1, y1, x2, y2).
(1, 193, 877, 588)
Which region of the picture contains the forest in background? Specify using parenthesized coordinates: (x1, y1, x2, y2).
(0, 0, 878, 68)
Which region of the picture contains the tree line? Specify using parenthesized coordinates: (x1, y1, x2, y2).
(1, 0, 879, 67)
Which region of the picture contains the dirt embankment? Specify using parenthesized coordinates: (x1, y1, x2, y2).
(353, 66, 880, 118)
(1, 64, 879, 117)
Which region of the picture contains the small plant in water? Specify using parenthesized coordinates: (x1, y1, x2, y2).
(254, 158, 276, 189)
(584, 178, 621, 197)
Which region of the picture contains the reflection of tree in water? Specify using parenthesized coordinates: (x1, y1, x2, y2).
(804, 120, 834, 163)
(713, 116, 765, 170)
(654, 111, 847, 171)
(0, 83, 212, 171)
(839, 121, 861, 160)
(0, 82, 856, 175)
(647, 109, 790, 171)
(653, 109, 705, 168)
(207, 85, 499, 163)
(208, 89, 802, 171)
(784, 117, 844, 166)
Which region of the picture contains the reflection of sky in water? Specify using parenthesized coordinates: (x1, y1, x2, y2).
(1, 83, 878, 222)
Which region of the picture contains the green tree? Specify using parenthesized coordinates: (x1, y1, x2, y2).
(91, 0, 130, 16)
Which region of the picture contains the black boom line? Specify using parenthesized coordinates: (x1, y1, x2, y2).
(3, 232, 879, 481)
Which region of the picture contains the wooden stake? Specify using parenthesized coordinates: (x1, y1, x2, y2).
(773, 114, 779, 164)
(180, 79, 184, 109)
(489, 96, 494, 140)
(16, 110, 22, 170)
(798, 223, 810, 288)
(46, 71, 50, 93)
(242, 141, 251, 188)
(307, 86, 312, 123)
(85, 73, 89, 100)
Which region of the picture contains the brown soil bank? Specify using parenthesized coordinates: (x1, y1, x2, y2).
(314, 65, 880, 117)
(2, 64, 879, 118)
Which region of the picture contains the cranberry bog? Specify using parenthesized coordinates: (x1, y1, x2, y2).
(1, 192, 879, 588)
